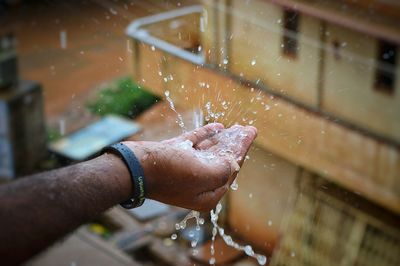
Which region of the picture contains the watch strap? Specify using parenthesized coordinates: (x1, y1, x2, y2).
(102, 143, 146, 209)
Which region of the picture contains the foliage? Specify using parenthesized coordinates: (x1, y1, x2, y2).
(86, 77, 159, 118)
(47, 129, 62, 142)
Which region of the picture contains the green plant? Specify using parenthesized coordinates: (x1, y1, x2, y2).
(47, 129, 62, 142)
(87, 77, 159, 118)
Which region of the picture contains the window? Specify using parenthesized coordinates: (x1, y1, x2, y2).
(374, 40, 397, 94)
(282, 9, 299, 57)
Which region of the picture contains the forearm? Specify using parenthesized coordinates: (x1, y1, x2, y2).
(0, 124, 257, 264)
(0, 153, 131, 265)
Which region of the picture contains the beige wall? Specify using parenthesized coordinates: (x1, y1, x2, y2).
(132, 43, 400, 214)
(322, 23, 400, 141)
(229, 0, 321, 107)
(206, 0, 400, 142)
(128, 1, 400, 256)
(137, 43, 165, 93)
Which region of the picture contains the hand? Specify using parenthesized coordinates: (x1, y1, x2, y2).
(123, 123, 257, 212)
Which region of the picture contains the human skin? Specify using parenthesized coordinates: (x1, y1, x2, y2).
(0, 123, 257, 264)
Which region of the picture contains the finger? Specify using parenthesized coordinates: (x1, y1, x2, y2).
(195, 185, 228, 212)
(195, 136, 219, 150)
(236, 126, 257, 166)
(245, 126, 257, 137)
(181, 123, 224, 145)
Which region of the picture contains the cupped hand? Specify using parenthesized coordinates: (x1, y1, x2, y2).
(123, 123, 257, 212)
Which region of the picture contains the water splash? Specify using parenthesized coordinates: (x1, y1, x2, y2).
(174, 210, 205, 249)
(164, 90, 186, 131)
(193, 108, 204, 129)
(205, 101, 225, 122)
(175, 210, 205, 232)
(209, 202, 267, 265)
(164, 90, 267, 265)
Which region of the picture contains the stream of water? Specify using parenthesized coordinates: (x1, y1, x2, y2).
(164, 90, 267, 265)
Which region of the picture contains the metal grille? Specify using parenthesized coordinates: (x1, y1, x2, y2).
(271, 182, 400, 266)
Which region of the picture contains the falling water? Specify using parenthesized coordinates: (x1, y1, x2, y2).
(210, 202, 267, 265)
(164, 90, 186, 131)
(165, 90, 267, 265)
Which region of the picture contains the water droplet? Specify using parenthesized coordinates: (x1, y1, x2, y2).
(171, 234, 177, 240)
(251, 59, 256, 66)
(209, 257, 216, 265)
(216, 203, 222, 213)
(59, 30, 67, 49)
(267, 220, 272, 226)
(244, 245, 254, 256)
(223, 58, 229, 65)
(230, 179, 239, 190)
(109, 8, 117, 15)
(257, 255, 267, 265)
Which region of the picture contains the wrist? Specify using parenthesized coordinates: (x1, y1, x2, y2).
(102, 142, 151, 208)
(97, 153, 133, 203)
(122, 141, 157, 200)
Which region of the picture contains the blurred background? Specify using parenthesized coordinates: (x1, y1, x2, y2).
(0, 0, 399, 265)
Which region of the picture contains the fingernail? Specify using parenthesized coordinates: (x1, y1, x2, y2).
(209, 122, 224, 129)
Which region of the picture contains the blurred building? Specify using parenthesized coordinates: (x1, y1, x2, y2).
(127, 0, 400, 265)
(0, 33, 47, 179)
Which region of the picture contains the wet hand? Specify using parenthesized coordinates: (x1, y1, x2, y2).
(123, 123, 257, 212)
